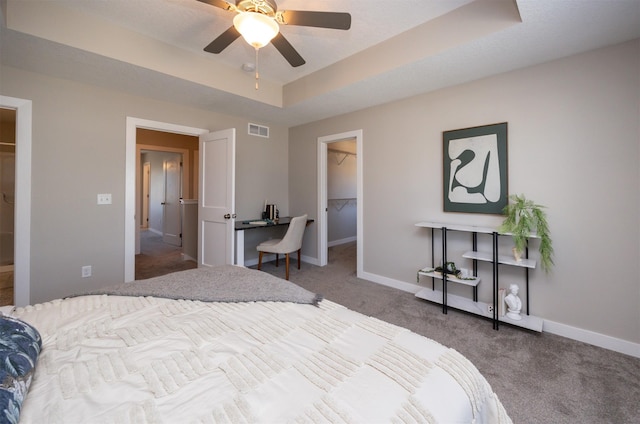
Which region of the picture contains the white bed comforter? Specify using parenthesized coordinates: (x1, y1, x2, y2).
(14, 295, 511, 423)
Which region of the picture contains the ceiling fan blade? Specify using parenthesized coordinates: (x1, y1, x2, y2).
(271, 33, 306, 67)
(196, 0, 236, 12)
(277, 10, 351, 30)
(204, 26, 241, 54)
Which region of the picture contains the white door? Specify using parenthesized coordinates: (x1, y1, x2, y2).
(198, 128, 235, 267)
(142, 162, 150, 229)
(162, 155, 182, 246)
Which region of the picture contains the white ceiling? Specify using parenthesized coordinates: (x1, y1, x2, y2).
(1, 0, 639, 127)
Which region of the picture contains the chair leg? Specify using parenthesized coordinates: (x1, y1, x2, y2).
(258, 252, 263, 270)
(285, 253, 290, 280)
(297, 249, 301, 270)
(275, 253, 279, 267)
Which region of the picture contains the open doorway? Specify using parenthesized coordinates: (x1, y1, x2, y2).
(135, 129, 198, 280)
(0, 108, 16, 306)
(126, 118, 237, 283)
(327, 140, 357, 246)
(0, 96, 31, 306)
(317, 129, 363, 277)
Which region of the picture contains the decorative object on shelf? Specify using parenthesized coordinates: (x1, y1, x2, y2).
(512, 247, 522, 262)
(442, 122, 508, 214)
(498, 194, 554, 272)
(498, 287, 506, 317)
(435, 261, 458, 275)
(504, 284, 522, 320)
(432, 262, 476, 281)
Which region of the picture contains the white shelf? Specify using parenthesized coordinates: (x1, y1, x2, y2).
(418, 267, 480, 287)
(415, 221, 495, 234)
(415, 220, 542, 332)
(462, 250, 536, 269)
(415, 221, 539, 238)
(415, 288, 543, 332)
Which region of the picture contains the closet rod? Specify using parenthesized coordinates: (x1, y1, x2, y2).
(328, 148, 356, 156)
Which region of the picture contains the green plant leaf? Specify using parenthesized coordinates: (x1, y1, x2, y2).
(500, 193, 554, 272)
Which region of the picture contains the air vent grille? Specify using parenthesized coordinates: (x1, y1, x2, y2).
(248, 123, 269, 138)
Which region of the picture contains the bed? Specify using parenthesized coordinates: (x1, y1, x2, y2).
(3, 265, 511, 423)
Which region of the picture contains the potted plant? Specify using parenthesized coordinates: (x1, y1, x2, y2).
(498, 194, 554, 272)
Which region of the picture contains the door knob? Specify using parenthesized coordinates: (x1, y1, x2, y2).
(224, 214, 237, 219)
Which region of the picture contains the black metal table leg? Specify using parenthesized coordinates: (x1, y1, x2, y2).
(431, 228, 435, 291)
(525, 242, 530, 315)
(493, 232, 499, 330)
(442, 227, 447, 314)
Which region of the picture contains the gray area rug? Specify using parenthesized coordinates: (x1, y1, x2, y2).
(255, 242, 640, 424)
(77, 265, 321, 305)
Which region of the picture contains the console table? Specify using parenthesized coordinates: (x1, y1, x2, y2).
(415, 221, 543, 332)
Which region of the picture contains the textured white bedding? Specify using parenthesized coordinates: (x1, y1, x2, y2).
(14, 294, 511, 423)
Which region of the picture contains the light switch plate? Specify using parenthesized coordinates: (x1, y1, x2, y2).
(97, 193, 112, 205)
(81, 265, 92, 278)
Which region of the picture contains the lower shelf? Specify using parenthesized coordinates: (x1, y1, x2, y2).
(417, 267, 480, 287)
(414, 287, 544, 332)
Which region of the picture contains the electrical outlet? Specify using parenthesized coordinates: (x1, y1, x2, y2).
(81, 265, 92, 278)
(97, 193, 112, 205)
(487, 305, 494, 314)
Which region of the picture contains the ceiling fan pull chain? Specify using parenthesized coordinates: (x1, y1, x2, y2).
(254, 47, 259, 90)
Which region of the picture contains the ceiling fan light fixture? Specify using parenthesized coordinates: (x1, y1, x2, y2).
(233, 12, 279, 49)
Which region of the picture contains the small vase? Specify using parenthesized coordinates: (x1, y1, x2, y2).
(512, 247, 522, 262)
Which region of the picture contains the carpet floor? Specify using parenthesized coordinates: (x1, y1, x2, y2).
(136, 235, 640, 423)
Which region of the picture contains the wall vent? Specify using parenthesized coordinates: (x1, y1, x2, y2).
(248, 123, 269, 138)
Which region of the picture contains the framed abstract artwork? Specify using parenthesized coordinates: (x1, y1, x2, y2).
(443, 122, 508, 214)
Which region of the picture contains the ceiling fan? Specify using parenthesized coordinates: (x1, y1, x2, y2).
(197, 0, 352, 68)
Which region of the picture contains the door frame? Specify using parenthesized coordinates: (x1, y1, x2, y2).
(0, 96, 32, 306)
(317, 129, 363, 277)
(125, 117, 207, 282)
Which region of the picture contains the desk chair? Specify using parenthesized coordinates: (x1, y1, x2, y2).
(257, 214, 308, 280)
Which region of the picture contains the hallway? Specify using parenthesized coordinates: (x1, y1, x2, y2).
(136, 230, 196, 280)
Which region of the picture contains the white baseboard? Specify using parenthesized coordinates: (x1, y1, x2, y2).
(181, 253, 196, 262)
(147, 228, 162, 236)
(358, 270, 424, 294)
(542, 320, 640, 358)
(328, 236, 357, 248)
(360, 270, 640, 359)
(301, 254, 320, 266)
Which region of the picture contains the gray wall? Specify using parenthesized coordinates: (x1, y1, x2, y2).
(289, 40, 640, 346)
(0, 65, 289, 303)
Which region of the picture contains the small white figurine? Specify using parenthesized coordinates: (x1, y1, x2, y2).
(504, 283, 522, 320)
